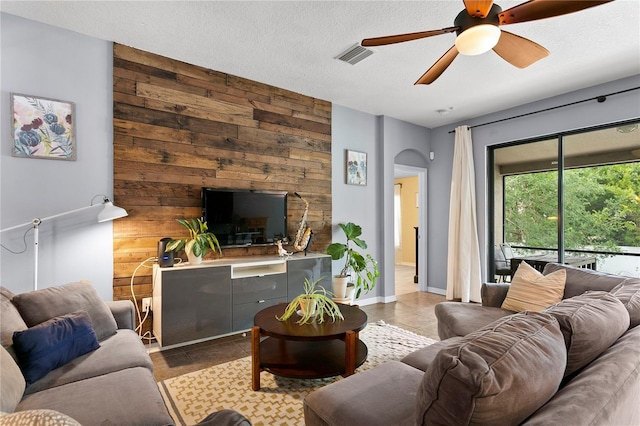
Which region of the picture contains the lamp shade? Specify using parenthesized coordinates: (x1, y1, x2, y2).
(98, 201, 128, 222)
(455, 24, 501, 56)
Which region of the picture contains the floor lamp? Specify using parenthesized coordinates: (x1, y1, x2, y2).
(0, 195, 128, 290)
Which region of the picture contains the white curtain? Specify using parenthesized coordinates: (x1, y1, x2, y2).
(446, 126, 482, 302)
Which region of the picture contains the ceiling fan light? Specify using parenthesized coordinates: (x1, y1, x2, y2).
(455, 24, 501, 56)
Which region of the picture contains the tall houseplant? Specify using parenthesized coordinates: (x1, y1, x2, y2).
(166, 218, 221, 264)
(326, 222, 379, 299)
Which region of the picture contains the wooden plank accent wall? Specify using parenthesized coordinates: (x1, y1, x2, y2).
(112, 44, 332, 327)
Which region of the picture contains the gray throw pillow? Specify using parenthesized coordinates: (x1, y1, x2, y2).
(544, 291, 630, 377)
(11, 281, 117, 341)
(543, 263, 626, 298)
(416, 311, 566, 426)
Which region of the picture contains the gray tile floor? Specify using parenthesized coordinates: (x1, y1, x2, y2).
(150, 265, 444, 382)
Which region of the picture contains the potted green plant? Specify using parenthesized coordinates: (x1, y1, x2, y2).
(165, 218, 222, 264)
(277, 277, 344, 325)
(326, 222, 380, 300)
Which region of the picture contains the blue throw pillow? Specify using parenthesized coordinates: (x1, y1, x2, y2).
(12, 310, 100, 386)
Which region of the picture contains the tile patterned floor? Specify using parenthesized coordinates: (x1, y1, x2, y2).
(150, 264, 444, 382)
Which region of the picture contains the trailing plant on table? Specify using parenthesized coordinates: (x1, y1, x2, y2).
(277, 277, 344, 325)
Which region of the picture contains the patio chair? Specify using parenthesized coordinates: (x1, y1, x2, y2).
(500, 243, 515, 261)
(494, 245, 511, 283)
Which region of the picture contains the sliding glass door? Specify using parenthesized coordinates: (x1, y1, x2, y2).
(489, 121, 640, 280)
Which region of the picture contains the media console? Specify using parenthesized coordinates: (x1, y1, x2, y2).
(152, 253, 331, 348)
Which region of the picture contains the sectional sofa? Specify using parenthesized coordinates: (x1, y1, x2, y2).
(0, 281, 175, 425)
(303, 263, 640, 425)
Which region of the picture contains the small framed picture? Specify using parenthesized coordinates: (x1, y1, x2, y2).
(11, 93, 76, 160)
(346, 149, 367, 185)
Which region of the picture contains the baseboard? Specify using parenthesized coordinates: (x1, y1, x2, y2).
(356, 296, 389, 306)
(426, 286, 446, 296)
(358, 289, 444, 305)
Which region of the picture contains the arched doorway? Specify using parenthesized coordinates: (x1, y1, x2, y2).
(394, 159, 428, 295)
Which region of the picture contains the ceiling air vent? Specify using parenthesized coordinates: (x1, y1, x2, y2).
(335, 44, 373, 65)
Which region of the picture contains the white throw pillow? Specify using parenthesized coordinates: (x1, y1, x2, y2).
(502, 261, 566, 312)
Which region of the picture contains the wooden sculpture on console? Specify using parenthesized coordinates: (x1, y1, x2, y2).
(293, 192, 312, 253)
(276, 240, 291, 257)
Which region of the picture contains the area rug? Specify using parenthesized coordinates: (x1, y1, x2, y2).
(158, 321, 437, 426)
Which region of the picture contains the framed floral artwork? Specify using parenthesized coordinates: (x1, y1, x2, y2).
(11, 93, 76, 160)
(346, 149, 367, 185)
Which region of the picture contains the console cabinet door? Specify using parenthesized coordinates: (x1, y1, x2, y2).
(232, 297, 287, 332)
(287, 256, 332, 300)
(232, 273, 287, 331)
(161, 266, 231, 346)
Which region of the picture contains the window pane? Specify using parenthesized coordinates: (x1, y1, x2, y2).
(563, 125, 640, 275)
(494, 138, 559, 257)
(490, 123, 640, 278)
(504, 170, 558, 250)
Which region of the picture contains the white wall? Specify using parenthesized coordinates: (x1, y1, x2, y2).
(0, 13, 115, 299)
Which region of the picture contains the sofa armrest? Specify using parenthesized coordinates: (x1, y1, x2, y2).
(481, 283, 510, 307)
(105, 300, 135, 330)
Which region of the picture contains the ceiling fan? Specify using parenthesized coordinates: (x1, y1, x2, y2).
(361, 0, 614, 85)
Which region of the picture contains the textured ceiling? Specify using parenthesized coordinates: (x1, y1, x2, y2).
(2, 0, 639, 129)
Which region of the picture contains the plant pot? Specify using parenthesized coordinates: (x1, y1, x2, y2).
(187, 251, 202, 265)
(345, 284, 356, 302)
(332, 276, 349, 299)
(298, 298, 317, 316)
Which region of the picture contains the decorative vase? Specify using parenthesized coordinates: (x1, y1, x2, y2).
(187, 251, 202, 265)
(299, 298, 317, 316)
(332, 276, 349, 299)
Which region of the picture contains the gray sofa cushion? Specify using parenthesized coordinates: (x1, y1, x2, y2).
(16, 366, 174, 426)
(543, 291, 629, 377)
(0, 287, 28, 353)
(24, 329, 154, 395)
(543, 263, 626, 299)
(416, 312, 566, 426)
(434, 302, 513, 339)
(401, 337, 464, 371)
(11, 281, 117, 341)
(0, 345, 25, 413)
(523, 326, 640, 426)
(610, 278, 640, 328)
(304, 361, 423, 426)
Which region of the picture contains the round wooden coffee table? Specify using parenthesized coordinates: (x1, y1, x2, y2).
(251, 303, 368, 391)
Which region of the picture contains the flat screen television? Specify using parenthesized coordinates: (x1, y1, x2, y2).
(202, 188, 288, 247)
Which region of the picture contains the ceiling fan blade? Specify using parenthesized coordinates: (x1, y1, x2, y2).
(499, 0, 614, 25)
(362, 27, 458, 46)
(493, 30, 549, 68)
(463, 0, 495, 18)
(415, 46, 459, 85)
